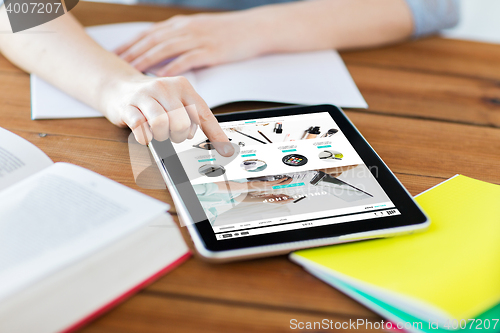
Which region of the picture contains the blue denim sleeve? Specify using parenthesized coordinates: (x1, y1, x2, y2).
(404, 0, 460, 37)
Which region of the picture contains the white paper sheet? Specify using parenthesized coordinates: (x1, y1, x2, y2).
(30, 22, 367, 120)
(193, 50, 366, 109)
(0, 127, 53, 191)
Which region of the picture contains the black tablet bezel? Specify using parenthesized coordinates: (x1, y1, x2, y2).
(151, 104, 428, 252)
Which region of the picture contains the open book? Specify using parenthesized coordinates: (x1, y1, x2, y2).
(0, 127, 190, 333)
(30, 22, 367, 119)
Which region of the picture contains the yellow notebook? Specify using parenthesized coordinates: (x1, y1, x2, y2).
(291, 175, 500, 323)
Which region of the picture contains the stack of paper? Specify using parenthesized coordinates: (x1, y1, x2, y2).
(291, 175, 500, 333)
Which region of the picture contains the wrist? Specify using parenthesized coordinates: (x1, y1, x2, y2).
(97, 70, 145, 122)
(247, 4, 307, 55)
(243, 6, 290, 55)
(245, 1, 336, 55)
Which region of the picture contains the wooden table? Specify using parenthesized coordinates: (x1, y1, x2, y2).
(1, 2, 499, 332)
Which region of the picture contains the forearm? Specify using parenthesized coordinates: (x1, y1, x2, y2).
(0, 8, 142, 114)
(247, 0, 414, 53)
(0, 7, 232, 153)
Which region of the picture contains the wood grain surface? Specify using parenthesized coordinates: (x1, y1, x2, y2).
(1, 2, 499, 332)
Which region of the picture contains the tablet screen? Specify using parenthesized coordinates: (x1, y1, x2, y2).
(171, 111, 400, 241)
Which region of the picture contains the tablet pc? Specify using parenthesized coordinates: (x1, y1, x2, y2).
(149, 105, 429, 262)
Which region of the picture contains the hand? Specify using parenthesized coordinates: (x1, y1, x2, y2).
(102, 74, 234, 156)
(115, 12, 267, 76)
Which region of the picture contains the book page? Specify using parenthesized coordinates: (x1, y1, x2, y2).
(0, 162, 170, 303)
(0, 127, 53, 191)
(0, 214, 190, 333)
(193, 50, 367, 109)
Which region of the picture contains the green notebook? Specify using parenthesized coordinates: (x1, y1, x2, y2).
(291, 175, 500, 332)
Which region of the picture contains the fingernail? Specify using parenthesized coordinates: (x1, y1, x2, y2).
(134, 123, 153, 145)
(223, 142, 234, 156)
